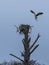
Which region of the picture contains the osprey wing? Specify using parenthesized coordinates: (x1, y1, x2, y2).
(36, 12, 43, 16)
(30, 10, 35, 15)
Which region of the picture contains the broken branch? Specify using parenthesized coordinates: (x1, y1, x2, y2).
(29, 33, 40, 50)
(9, 54, 24, 62)
(29, 44, 39, 55)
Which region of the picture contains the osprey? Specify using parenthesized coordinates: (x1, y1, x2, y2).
(30, 10, 43, 20)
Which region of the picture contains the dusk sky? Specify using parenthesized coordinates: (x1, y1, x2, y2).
(0, 0, 49, 65)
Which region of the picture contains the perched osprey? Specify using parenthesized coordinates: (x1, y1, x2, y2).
(30, 10, 43, 20)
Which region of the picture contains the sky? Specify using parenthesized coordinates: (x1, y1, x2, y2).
(0, 0, 49, 65)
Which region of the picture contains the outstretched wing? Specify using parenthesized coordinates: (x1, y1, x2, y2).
(36, 12, 43, 16)
(30, 10, 35, 15)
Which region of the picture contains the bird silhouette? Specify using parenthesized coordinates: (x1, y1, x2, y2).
(30, 10, 43, 20)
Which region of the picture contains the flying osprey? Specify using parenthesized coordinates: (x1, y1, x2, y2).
(30, 10, 43, 20)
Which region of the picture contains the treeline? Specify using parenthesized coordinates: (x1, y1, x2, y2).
(0, 60, 45, 65)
